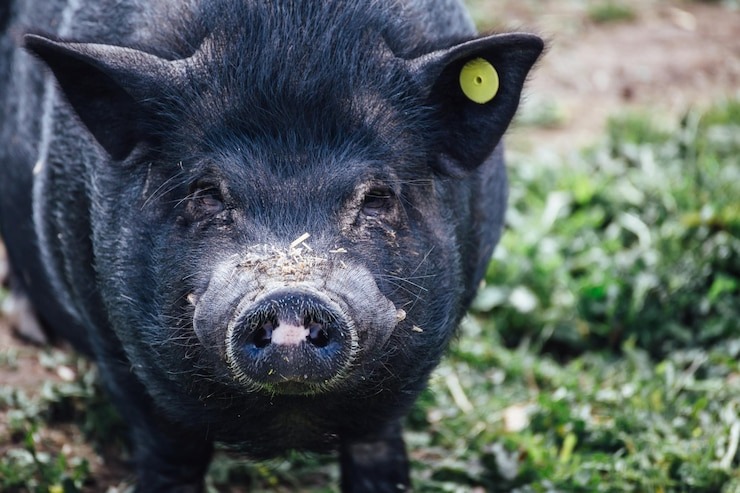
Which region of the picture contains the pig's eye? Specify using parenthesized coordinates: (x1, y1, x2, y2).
(189, 184, 225, 216)
(362, 187, 395, 217)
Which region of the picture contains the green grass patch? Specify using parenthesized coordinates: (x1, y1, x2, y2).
(413, 98, 740, 491)
(477, 99, 740, 358)
(587, 2, 637, 24)
(414, 324, 740, 492)
(0, 351, 122, 493)
(515, 96, 570, 129)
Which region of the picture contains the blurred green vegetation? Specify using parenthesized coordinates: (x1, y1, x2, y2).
(0, 351, 123, 493)
(587, 2, 637, 24)
(410, 98, 739, 492)
(477, 99, 740, 358)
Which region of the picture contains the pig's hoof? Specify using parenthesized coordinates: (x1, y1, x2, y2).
(226, 289, 356, 394)
(2, 292, 48, 345)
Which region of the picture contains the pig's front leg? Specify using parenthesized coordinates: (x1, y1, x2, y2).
(130, 421, 214, 493)
(339, 420, 411, 492)
(99, 360, 214, 493)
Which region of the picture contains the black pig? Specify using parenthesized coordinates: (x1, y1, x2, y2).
(0, 0, 542, 491)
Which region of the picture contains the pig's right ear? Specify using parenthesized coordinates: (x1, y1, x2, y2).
(24, 34, 182, 161)
(408, 33, 544, 175)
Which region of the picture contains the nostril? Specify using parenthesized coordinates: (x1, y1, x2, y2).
(252, 320, 275, 348)
(306, 317, 330, 348)
(226, 290, 356, 390)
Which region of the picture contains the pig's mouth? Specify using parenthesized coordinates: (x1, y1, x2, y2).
(224, 288, 358, 395)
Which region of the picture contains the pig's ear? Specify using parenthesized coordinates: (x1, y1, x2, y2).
(24, 34, 181, 161)
(408, 33, 543, 175)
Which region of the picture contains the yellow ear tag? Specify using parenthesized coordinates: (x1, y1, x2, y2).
(459, 58, 499, 104)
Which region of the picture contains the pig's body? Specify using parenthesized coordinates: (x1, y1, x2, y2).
(0, 1, 541, 491)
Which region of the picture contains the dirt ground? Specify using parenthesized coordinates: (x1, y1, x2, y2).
(1, 0, 739, 490)
(481, 0, 740, 150)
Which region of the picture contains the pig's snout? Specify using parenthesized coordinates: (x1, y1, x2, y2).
(226, 290, 357, 393)
(193, 254, 401, 394)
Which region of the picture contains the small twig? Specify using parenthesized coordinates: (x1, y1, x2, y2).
(445, 372, 473, 414)
(720, 420, 740, 470)
(289, 232, 311, 251)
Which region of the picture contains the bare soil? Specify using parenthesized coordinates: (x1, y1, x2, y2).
(1, 1, 739, 490)
(480, 0, 740, 150)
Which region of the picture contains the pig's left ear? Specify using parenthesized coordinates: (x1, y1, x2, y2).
(408, 33, 543, 174)
(25, 34, 184, 161)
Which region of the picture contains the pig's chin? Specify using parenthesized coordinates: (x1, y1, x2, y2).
(252, 380, 336, 396)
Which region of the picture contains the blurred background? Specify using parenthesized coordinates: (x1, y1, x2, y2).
(1, 0, 739, 491)
(470, 0, 739, 150)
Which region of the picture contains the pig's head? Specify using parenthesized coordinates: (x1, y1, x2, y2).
(26, 4, 542, 451)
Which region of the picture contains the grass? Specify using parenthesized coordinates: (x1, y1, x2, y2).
(484, 101, 740, 358)
(0, 351, 107, 492)
(408, 98, 740, 492)
(587, 3, 637, 24)
(1, 102, 739, 492)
